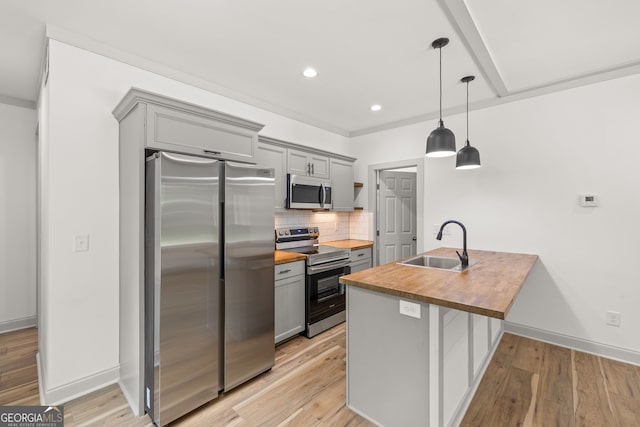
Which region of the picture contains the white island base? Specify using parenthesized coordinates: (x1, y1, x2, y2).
(346, 286, 503, 427)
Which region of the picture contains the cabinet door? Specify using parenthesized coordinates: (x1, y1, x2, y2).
(275, 274, 305, 344)
(146, 104, 256, 161)
(350, 248, 371, 263)
(309, 153, 330, 179)
(330, 158, 354, 211)
(350, 259, 372, 274)
(287, 148, 311, 176)
(256, 142, 287, 210)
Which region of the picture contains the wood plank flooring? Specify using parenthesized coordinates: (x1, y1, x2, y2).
(2, 326, 640, 426)
(0, 327, 39, 406)
(461, 333, 640, 426)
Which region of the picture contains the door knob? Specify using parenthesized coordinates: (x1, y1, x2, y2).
(412, 236, 417, 241)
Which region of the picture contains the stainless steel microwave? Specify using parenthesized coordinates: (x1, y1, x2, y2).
(286, 174, 332, 209)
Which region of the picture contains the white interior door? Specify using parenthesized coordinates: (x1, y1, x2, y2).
(377, 171, 417, 265)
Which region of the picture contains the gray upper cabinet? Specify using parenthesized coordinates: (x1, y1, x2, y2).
(287, 148, 330, 180)
(255, 137, 287, 210)
(113, 88, 264, 162)
(256, 136, 356, 211)
(330, 158, 355, 211)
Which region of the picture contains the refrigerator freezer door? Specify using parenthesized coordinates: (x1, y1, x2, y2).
(146, 152, 220, 426)
(223, 162, 275, 391)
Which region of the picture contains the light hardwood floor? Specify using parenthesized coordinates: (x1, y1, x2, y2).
(2, 326, 640, 426)
(462, 333, 640, 426)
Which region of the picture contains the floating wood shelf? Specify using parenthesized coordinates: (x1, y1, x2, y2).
(354, 207, 364, 211)
(354, 182, 364, 188)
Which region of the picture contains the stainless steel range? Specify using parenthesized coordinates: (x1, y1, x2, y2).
(275, 227, 350, 337)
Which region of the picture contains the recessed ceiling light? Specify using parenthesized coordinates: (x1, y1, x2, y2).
(370, 104, 382, 111)
(302, 68, 317, 78)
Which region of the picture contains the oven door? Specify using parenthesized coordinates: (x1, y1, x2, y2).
(306, 261, 350, 325)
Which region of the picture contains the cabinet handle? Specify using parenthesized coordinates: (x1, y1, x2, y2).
(357, 253, 365, 257)
(307, 163, 311, 175)
(278, 269, 292, 274)
(203, 150, 221, 156)
(311, 163, 315, 175)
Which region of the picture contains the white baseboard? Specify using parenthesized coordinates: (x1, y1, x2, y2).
(504, 322, 640, 366)
(0, 316, 36, 333)
(36, 351, 120, 405)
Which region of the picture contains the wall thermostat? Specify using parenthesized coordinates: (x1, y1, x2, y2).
(579, 194, 598, 207)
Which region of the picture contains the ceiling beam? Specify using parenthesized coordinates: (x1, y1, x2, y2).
(439, 0, 509, 97)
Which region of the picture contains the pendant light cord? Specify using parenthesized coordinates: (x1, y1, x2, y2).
(439, 46, 443, 123)
(466, 79, 469, 144)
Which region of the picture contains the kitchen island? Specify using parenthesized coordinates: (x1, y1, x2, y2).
(340, 248, 537, 427)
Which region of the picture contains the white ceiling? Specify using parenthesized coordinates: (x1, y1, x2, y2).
(1, 0, 639, 136)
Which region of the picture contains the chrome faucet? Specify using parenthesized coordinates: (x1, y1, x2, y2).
(436, 220, 468, 269)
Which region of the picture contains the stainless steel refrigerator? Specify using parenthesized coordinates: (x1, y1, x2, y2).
(144, 152, 275, 426)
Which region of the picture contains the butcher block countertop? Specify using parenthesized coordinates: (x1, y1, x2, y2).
(323, 240, 374, 250)
(339, 247, 537, 319)
(275, 250, 306, 265)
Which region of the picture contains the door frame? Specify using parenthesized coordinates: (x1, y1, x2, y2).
(368, 158, 425, 267)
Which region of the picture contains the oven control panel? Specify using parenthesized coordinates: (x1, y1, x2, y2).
(275, 227, 319, 241)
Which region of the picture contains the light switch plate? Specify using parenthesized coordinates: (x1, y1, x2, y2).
(606, 310, 621, 326)
(399, 300, 421, 319)
(74, 234, 89, 252)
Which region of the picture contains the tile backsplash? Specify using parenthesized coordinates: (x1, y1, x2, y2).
(275, 210, 372, 242)
(348, 210, 373, 241)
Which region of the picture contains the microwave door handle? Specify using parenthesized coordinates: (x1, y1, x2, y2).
(320, 183, 326, 207)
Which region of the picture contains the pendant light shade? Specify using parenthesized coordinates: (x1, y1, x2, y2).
(456, 76, 481, 170)
(426, 38, 456, 158)
(456, 144, 481, 169)
(427, 121, 456, 157)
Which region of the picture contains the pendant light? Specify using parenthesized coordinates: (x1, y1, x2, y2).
(456, 75, 481, 169)
(426, 37, 456, 158)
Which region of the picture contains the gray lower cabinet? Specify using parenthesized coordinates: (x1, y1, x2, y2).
(349, 247, 372, 273)
(275, 261, 305, 344)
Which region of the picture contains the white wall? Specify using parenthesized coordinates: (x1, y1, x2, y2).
(350, 73, 640, 357)
(39, 39, 351, 403)
(0, 103, 36, 332)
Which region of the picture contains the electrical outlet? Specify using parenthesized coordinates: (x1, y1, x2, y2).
(606, 310, 621, 327)
(399, 300, 421, 319)
(73, 234, 89, 252)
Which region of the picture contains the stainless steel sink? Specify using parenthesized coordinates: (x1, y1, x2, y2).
(398, 255, 476, 272)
